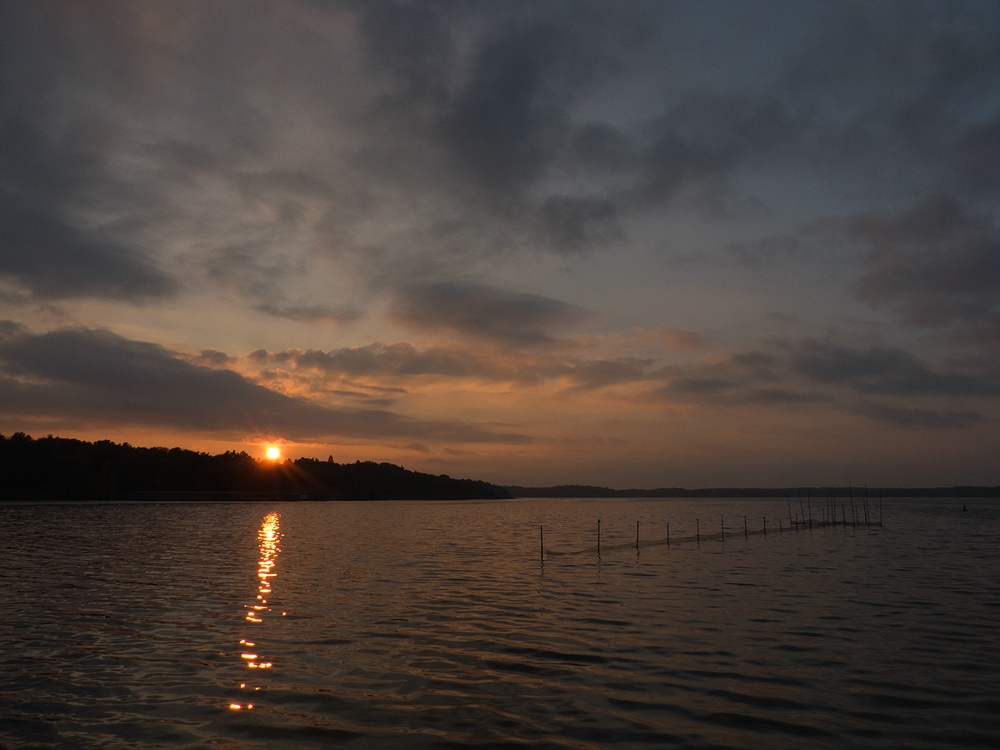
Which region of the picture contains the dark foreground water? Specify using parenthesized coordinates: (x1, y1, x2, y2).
(2, 497, 998, 749)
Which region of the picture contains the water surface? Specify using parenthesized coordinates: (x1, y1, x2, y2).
(3, 497, 998, 748)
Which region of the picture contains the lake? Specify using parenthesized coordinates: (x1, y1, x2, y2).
(3, 497, 998, 748)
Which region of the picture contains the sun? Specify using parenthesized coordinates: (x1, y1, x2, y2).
(265, 446, 281, 461)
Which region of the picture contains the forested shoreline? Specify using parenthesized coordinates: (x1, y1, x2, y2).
(2, 433, 995, 503)
(0, 433, 509, 501)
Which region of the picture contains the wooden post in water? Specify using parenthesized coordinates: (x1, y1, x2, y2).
(763, 516, 767, 537)
(779, 519, 783, 533)
(864, 485, 870, 527)
(787, 497, 793, 528)
(879, 491, 883, 527)
(807, 489, 812, 530)
(842, 503, 847, 527)
(721, 515, 725, 542)
(696, 518, 700, 544)
(540, 526, 544, 561)
(744, 515, 748, 540)
(798, 491, 805, 529)
(667, 521, 670, 548)
(636, 520, 640, 551)
(597, 519, 601, 556)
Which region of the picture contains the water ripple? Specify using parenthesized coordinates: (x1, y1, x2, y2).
(2, 497, 998, 748)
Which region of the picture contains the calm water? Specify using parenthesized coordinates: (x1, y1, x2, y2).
(2, 497, 998, 749)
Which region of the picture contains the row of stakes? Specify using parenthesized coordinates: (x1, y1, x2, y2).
(539, 488, 884, 560)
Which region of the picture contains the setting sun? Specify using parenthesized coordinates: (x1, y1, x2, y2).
(265, 446, 280, 460)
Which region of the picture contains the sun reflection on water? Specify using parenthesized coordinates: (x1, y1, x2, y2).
(231, 512, 281, 710)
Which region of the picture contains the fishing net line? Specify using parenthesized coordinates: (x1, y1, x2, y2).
(545, 513, 881, 557)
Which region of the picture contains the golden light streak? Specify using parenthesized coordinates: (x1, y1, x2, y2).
(231, 512, 281, 709)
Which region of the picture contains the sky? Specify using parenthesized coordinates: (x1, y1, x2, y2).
(1, 0, 999, 488)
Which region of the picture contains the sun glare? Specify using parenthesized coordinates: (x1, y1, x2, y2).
(265, 446, 280, 460)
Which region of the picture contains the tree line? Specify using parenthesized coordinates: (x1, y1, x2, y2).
(0, 433, 510, 501)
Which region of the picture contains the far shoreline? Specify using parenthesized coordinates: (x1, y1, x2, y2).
(2, 489, 997, 504)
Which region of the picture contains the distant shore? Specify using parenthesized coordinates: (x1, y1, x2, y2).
(505, 485, 1000, 499)
(3, 433, 996, 502)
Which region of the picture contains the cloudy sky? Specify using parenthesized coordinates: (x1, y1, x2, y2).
(1, 1, 998, 487)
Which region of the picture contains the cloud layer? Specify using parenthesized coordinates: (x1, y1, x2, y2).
(1, 2, 998, 485)
(0, 324, 528, 445)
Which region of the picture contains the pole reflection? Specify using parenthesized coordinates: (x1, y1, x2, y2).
(230, 512, 281, 711)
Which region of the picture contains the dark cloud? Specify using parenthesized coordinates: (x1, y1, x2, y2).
(558, 358, 650, 390)
(389, 282, 588, 345)
(637, 93, 793, 204)
(569, 122, 634, 172)
(723, 235, 810, 269)
(791, 339, 1000, 397)
(6, 0, 1000, 293)
(204, 244, 287, 300)
(252, 342, 653, 391)
(0, 4, 177, 302)
(0, 325, 529, 444)
(0, 202, 176, 301)
(851, 402, 983, 430)
(205, 246, 358, 322)
(850, 196, 1000, 347)
(348, 0, 1000, 242)
(259, 332, 998, 431)
(440, 23, 574, 192)
(195, 349, 235, 366)
(290, 342, 509, 381)
(233, 170, 333, 200)
(668, 377, 737, 395)
(347, 1, 654, 253)
(538, 196, 623, 253)
(254, 304, 362, 324)
(955, 119, 1000, 194)
(356, 1, 644, 189)
(655, 337, 997, 428)
(744, 389, 833, 405)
